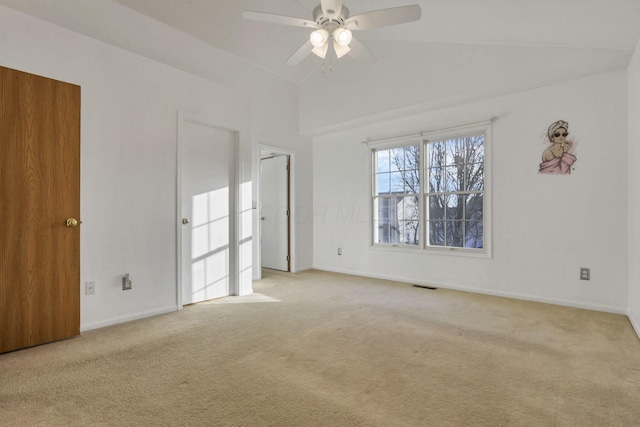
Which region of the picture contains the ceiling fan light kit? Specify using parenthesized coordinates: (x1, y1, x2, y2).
(242, 0, 421, 65)
(312, 43, 329, 59)
(334, 28, 352, 47)
(333, 42, 351, 59)
(310, 29, 329, 48)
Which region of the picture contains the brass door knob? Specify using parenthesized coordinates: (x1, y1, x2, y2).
(66, 218, 78, 227)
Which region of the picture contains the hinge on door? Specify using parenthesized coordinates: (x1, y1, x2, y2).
(286, 209, 290, 216)
(286, 255, 290, 261)
(286, 164, 290, 171)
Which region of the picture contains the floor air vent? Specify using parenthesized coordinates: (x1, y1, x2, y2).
(413, 284, 438, 290)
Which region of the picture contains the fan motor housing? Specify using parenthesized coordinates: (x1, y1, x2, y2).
(313, 5, 349, 27)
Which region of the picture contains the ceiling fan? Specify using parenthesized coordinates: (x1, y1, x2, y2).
(242, 0, 422, 65)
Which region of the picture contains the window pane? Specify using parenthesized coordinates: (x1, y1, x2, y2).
(465, 193, 483, 221)
(444, 165, 463, 192)
(445, 139, 465, 166)
(466, 135, 484, 164)
(374, 220, 390, 244)
(375, 197, 390, 221)
(376, 173, 390, 194)
(390, 172, 404, 193)
(405, 145, 420, 171)
(399, 220, 419, 245)
(428, 220, 445, 246)
(446, 221, 464, 247)
(429, 167, 444, 193)
(401, 196, 420, 221)
(428, 141, 446, 168)
(390, 148, 405, 172)
(446, 194, 465, 220)
(465, 162, 484, 191)
(389, 220, 400, 243)
(465, 221, 483, 249)
(403, 169, 420, 193)
(376, 149, 390, 173)
(428, 195, 445, 221)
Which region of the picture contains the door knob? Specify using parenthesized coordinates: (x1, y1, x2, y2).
(66, 218, 78, 227)
(182, 218, 190, 225)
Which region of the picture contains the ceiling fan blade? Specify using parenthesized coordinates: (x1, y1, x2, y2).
(242, 11, 318, 28)
(345, 5, 422, 30)
(287, 40, 313, 65)
(348, 37, 376, 65)
(320, 0, 343, 19)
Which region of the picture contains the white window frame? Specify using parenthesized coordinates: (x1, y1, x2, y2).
(369, 121, 492, 258)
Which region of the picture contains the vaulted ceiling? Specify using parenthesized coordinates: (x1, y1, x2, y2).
(2, 0, 640, 133)
(112, 0, 640, 84)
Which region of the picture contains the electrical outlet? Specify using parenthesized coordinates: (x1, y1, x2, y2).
(122, 274, 132, 290)
(85, 281, 95, 295)
(337, 247, 342, 256)
(580, 268, 590, 280)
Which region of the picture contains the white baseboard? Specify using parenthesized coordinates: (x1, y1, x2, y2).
(312, 265, 627, 315)
(292, 264, 313, 273)
(80, 305, 179, 332)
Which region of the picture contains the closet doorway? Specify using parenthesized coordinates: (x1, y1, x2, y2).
(260, 149, 290, 272)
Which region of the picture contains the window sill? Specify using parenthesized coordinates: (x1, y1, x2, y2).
(370, 244, 492, 259)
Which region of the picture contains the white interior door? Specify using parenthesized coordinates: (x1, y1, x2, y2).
(181, 121, 234, 305)
(261, 155, 289, 271)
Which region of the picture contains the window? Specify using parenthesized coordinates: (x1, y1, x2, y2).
(371, 123, 490, 254)
(426, 135, 484, 249)
(373, 146, 420, 245)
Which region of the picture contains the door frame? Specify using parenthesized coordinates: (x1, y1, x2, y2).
(257, 144, 295, 279)
(176, 111, 240, 309)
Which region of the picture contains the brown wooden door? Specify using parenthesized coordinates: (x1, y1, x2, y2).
(0, 66, 81, 354)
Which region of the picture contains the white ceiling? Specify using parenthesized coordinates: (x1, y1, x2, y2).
(114, 0, 640, 84)
(2, 0, 640, 133)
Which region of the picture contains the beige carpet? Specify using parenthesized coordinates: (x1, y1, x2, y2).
(1, 269, 639, 426)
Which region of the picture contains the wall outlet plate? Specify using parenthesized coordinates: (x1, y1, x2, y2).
(122, 274, 132, 290)
(580, 268, 590, 280)
(85, 281, 95, 295)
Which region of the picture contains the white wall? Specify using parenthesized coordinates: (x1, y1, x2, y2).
(299, 42, 632, 136)
(250, 83, 314, 276)
(314, 70, 629, 313)
(628, 41, 640, 333)
(0, 5, 311, 330)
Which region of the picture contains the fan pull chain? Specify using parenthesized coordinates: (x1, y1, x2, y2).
(321, 56, 334, 74)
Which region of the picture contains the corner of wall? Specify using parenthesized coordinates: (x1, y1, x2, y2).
(629, 312, 640, 341)
(627, 37, 640, 341)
